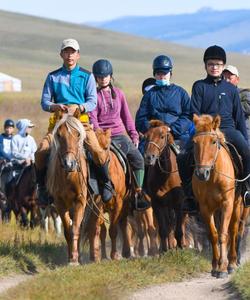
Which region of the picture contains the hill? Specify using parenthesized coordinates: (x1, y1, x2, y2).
(92, 8, 250, 54)
(0, 10, 250, 139)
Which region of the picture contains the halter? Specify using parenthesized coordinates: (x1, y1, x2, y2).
(146, 133, 178, 174)
(193, 131, 221, 170)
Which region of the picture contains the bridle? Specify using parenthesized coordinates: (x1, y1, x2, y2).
(146, 133, 178, 174)
(193, 131, 221, 170)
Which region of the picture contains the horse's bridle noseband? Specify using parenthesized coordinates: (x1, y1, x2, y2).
(193, 131, 221, 170)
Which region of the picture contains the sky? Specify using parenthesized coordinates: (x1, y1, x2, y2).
(0, 0, 250, 23)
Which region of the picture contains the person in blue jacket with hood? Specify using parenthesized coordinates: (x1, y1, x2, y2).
(0, 119, 15, 162)
(177, 45, 250, 212)
(11, 119, 37, 165)
(136, 55, 194, 152)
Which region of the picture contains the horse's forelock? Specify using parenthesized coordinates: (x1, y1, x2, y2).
(194, 115, 214, 132)
(149, 120, 165, 128)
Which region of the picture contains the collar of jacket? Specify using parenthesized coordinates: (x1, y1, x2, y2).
(62, 64, 80, 74)
(205, 75, 223, 84)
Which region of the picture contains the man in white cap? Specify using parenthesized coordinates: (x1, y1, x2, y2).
(223, 65, 250, 146)
(36, 38, 114, 207)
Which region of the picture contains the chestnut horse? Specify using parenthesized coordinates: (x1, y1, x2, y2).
(144, 120, 186, 251)
(85, 129, 133, 261)
(192, 114, 241, 278)
(46, 110, 88, 264)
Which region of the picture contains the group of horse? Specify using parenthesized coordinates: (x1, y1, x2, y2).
(1, 108, 249, 279)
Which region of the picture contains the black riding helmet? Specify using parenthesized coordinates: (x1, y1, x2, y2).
(153, 55, 173, 75)
(4, 119, 15, 128)
(92, 59, 113, 77)
(203, 45, 226, 64)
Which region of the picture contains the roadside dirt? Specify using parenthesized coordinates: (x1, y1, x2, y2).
(130, 225, 250, 300)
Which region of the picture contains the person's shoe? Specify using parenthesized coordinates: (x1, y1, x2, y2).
(134, 189, 151, 211)
(182, 197, 199, 215)
(102, 181, 114, 203)
(243, 191, 250, 207)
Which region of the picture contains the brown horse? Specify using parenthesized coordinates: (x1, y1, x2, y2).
(144, 120, 186, 251)
(6, 163, 39, 228)
(85, 129, 133, 261)
(46, 110, 88, 264)
(192, 114, 241, 278)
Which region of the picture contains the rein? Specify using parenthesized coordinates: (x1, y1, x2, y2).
(147, 135, 178, 174)
(193, 131, 220, 170)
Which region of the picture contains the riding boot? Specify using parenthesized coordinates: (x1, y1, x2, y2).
(95, 161, 114, 203)
(133, 169, 151, 211)
(243, 181, 250, 207)
(177, 151, 198, 214)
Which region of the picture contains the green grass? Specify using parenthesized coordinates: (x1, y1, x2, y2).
(232, 261, 250, 300)
(0, 249, 210, 300)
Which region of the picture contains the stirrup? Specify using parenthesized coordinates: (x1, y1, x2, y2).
(243, 191, 250, 208)
(134, 190, 151, 211)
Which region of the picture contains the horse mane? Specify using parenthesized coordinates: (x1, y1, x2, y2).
(46, 114, 86, 195)
(194, 114, 225, 140)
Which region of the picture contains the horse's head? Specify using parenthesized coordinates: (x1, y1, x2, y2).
(52, 109, 86, 172)
(193, 114, 224, 181)
(95, 128, 112, 151)
(144, 120, 173, 166)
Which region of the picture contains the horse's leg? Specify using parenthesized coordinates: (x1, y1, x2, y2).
(120, 215, 133, 258)
(144, 207, 158, 256)
(71, 198, 86, 264)
(20, 206, 29, 228)
(237, 206, 250, 265)
(88, 209, 102, 262)
(57, 205, 72, 262)
(228, 198, 241, 273)
(200, 207, 219, 277)
(109, 198, 123, 260)
(134, 211, 146, 257)
(167, 209, 176, 249)
(100, 222, 108, 259)
(154, 204, 168, 252)
(217, 202, 234, 278)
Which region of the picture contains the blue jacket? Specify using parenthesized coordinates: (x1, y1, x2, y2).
(191, 76, 248, 141)
(0, 133, 13, 161)
(135, 84, 193, 142)
(41, 64, 97, 113)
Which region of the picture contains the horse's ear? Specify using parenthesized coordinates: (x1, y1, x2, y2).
(73, 108, 81, 119)
(212, 115, 221, 130)
(149, 120, 165, 128)
(167, 132, 174, 145)
(55, 110, 64, 121)
(104, 128, 112, 138)
(193, 114, 199, 126)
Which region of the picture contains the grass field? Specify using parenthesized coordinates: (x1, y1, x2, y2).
(0, 221, 210, 300)
(1, 9, 250, 141)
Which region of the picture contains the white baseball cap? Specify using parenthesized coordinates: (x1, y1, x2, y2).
(224, 65, 239, 77)
(61, 39, 80, 51)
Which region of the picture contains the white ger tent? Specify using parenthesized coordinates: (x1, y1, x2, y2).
(0, 72, 22, 92)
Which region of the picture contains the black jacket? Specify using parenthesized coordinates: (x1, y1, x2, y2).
(191, 76, 248, 141)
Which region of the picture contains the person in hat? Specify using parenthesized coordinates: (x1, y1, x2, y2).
(36, 38, 113, 206)
(177, 45, 250, 211)
(136, 55, 194, 152)
(11, 119, 37, 165)
(223, 65, 250, 145)
(141, 77, 156, 95)
(0, 119, 15, 162)
(89, 59, 150, 210)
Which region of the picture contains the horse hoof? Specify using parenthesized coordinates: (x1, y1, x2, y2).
(228, 266, 236, 274)
(69, 261, 79, 267)
(216, 271, 228, 279)
(211, 270, 218, 277)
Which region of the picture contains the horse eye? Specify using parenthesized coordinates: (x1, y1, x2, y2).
(212, 140, 216, 144)
(161, 135, 165, 139)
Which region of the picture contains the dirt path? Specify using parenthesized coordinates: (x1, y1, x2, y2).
(0, 275, 31, 294)
(130, 226, 250, 300)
